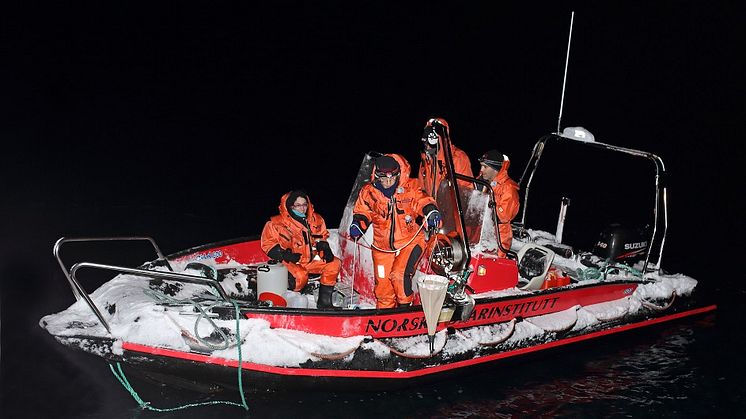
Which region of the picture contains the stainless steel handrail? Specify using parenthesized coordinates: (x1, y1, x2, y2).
(54, 236, 171, 301)
(69, 262, 231, 335)
(517, 134, 669, 273)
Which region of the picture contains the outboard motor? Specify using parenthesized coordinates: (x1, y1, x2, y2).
(592, 223, 649, 263)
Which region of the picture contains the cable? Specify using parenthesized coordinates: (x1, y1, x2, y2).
(352, 209, 439, 254)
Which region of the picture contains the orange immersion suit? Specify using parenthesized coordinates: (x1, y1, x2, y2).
(353, 154, 437, 308)
(418, 118, 474, 196)
(483, 159, 520, 257)
(260, 192, 341, 291)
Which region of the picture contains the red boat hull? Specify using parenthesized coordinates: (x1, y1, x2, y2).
(116, 305, 716, 390)
(242, 282, 639, 338)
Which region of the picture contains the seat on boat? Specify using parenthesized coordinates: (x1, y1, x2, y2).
(517, 244, 555, 290)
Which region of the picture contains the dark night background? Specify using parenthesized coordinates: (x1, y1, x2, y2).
(1, 1, 745, 417)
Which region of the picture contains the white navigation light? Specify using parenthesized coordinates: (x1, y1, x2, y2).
(561, 126, 595, 143)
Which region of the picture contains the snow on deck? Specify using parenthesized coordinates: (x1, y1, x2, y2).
(40, 235, 698, 368)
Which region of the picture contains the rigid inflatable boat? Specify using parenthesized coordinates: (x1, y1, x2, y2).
(40, 127, 716, 395)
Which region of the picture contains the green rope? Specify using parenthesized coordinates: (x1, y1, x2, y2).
(610, 263, 643, 278)
(576, 262, 643, 281)
(576, 266, 601, 280)
(109, 300, 249, 411)
(143, 288, 232, 350)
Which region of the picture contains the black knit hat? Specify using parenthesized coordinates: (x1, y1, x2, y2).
(479, 150, 504, 170)
(374, 155, 400, 178)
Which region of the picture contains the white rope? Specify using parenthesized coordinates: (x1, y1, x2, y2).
(143, 288, 235, 350)
(350, 240, 358, 308)
(273, 332, 363, 361)
(454, 318, 517, 347)
(351, 210, 439, 254)
(374, 329, 449, 359)
(641, 291, 676, 311)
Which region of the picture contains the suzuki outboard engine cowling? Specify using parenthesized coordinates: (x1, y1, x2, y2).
(592, 223, 649, 263)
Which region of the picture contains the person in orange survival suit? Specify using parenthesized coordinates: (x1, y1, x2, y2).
(419, 117, 474, 197)
(349, 154, 441, 309)
(475, 150, 520, 257)
(260, 190, 341, 308)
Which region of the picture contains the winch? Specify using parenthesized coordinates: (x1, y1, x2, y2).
(429, 233, 466, 276)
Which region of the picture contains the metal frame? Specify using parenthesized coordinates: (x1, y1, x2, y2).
(440, 128, 473, 269)
(54, 236, 170, 300)
(68, 262, 230, 334)
(517, 133, 668, 273)
(53, 236, 229, 335)
(454, 173, 518, 260)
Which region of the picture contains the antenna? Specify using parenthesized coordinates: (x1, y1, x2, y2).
(556, 11, 575, 134)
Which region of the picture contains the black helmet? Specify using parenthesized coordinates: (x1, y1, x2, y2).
(374, 155, 401, 179)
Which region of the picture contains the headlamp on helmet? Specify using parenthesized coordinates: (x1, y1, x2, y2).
(373, 155, 401, 179)
(374, 167, 401, 179)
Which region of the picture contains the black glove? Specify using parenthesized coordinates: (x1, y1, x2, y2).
(315, 241, 334, 263)
(422, 204, 438, 217)
(267, 245, 301, 263)
(426, 210, 441, 227)
(422, 203, 441, 231)
(283, 249, 301, 263)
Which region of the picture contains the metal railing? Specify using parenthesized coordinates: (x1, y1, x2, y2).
(53, 236, 229, 335)
(517, 134, 668, 273)
(69, 262, 230, 334)
(54, 236, 171, 300)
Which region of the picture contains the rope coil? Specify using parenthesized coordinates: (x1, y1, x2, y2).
(273, 331, 364, 361)
(641, 291, 676, 311)
(576, 262, 644, 281)
(374, 329, 449, 359)
(109, 298, 249, 411)
(144, 288, 234, 350)
(587, 297, 631, 322)
(456, 318, 517, 347)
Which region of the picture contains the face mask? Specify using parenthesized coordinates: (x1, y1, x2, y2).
(291, 208, 307, 218)
(423, 126, 440, 146)
(374, 180, 398, 198)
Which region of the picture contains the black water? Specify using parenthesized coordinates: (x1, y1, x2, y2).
(3, 2, 745, 417)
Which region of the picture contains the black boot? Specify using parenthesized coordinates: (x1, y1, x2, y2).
(317, 284, 335, 309)
(287, 273, 296, 291)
